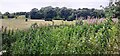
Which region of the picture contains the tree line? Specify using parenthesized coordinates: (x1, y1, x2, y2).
(0, 6, 106, 21)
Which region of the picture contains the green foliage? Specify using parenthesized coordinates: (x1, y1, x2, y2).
(103, 0, 120, 54)
(105, 0, 120, 19)
(76, 19, 83, 25)
(29, 6, 105, 20)
(2, 21, 119, 55)
(53, 16, 62, 20)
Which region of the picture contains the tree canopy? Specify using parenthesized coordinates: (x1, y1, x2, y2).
(1, 6, 106, 21)
(29, 6, 105, 21)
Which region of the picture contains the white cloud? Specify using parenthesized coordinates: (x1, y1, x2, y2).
(0, 0, 109, 13)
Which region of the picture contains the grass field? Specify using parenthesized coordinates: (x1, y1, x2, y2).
(0, 18, 118, 30)
(0, 19, 76, 30)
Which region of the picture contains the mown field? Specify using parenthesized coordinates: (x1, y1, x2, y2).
(0, 18, 118, 30)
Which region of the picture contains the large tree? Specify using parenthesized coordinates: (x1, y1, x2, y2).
(59, 7, 71, 20)
(43, 6, 57, 21)
(30, 8, 39, 19)
(0, 12, 2, 19)
(4, 12, 10, 16)
(114, 0, 120, 19)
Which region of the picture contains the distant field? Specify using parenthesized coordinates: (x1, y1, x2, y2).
(0, 18, 118, 30)
(0, 19, 76, 30)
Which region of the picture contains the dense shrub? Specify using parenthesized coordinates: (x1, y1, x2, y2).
(44, 18, 52, 21)
(8, 15, 15, 18)
(2, 20, 119, 55)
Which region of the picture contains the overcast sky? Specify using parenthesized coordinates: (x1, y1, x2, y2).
(0, 0, 109, 13)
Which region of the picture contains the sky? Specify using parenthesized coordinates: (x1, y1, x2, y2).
(0, 0, 109, 13)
